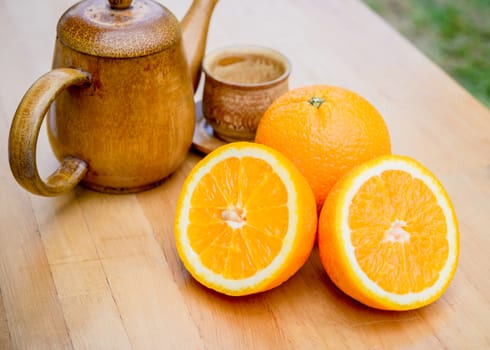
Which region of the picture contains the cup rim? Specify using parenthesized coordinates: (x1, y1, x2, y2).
(202, 45, 291, 88)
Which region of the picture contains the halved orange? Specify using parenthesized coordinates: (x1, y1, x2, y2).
(318, 155, 459, 310)
(174, 142, 317, 296)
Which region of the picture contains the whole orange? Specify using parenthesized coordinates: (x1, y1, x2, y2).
(255, 85, 391, 209)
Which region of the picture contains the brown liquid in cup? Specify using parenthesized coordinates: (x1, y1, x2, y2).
(208, 53, 287, 85)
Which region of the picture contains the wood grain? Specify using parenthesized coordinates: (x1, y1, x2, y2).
(1, 0, 489, 349)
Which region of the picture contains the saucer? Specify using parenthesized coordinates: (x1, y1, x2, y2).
(192, 101, 227, 154)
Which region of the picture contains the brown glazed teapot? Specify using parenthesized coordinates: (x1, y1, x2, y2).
(8, 0, 217, 195)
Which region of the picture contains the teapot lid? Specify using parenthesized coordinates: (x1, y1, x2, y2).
(57, 0, 180, 58)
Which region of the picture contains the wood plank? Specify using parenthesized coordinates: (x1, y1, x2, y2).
(0, 188, 72, 350)
(0, 289, 12, 350)
(30, 194, 132, 350)
(74, 189, 203, 349)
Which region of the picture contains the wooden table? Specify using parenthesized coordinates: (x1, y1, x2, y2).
(1, 0, 489, 348)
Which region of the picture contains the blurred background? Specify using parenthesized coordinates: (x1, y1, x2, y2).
(363, 0, 490, 108)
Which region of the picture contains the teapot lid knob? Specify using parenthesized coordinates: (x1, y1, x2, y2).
(108, 0, 132, 9)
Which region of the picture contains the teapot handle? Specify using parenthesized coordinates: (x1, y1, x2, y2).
(9, 68, 91, 196)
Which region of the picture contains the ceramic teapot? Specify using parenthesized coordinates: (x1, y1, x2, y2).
(8, 0, 217, 196)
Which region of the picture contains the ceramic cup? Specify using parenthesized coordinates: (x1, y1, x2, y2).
(202, 45, 291, 142)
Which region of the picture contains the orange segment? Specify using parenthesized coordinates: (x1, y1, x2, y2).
(174, 142, 317, 296)
(318, 154, 459, 310)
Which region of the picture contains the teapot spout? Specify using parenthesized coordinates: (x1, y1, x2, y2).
(181, 0, 218, 92)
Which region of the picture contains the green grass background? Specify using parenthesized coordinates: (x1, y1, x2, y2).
(364, 0, 490, 108)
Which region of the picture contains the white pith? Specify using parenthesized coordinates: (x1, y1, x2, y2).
(383, 219, 410, 243)
(177, 145, 299, 291)
(341, 158, 458, 306)
(221, 207, 246, 229)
